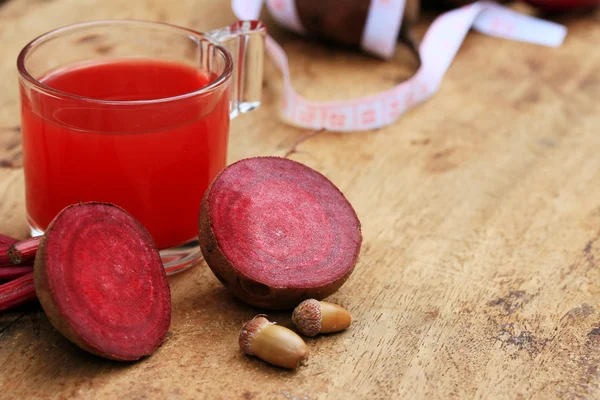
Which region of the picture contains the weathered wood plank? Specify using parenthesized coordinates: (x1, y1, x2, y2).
(1, 0, 599, 398)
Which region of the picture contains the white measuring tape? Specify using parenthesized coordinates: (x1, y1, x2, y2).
(232, 0, 567, 132)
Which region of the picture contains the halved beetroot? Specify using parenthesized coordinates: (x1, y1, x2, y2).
(34, 202, 171, 361)
(199, 157, 362, 310)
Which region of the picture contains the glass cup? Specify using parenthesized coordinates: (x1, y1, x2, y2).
(17, 20, 266, 274)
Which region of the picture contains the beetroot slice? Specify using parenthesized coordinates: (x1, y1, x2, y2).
(199, 157, 362, 310)
(34, 202, 171, 361)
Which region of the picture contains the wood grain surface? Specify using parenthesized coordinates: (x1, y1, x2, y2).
(1, 0, 600, 398)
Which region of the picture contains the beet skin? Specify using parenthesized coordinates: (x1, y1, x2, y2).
(199, 157, 362, 310)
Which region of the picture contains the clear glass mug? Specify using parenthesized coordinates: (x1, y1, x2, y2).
(17, 20, 266, 274)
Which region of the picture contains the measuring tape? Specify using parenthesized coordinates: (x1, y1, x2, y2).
(232, 0, 567, 132)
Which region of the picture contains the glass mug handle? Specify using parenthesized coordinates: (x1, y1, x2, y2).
(207, 20, 266, 119)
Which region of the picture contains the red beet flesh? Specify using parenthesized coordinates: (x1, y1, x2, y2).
(199, 157, 362, 310)
(34, 203, 171, 361)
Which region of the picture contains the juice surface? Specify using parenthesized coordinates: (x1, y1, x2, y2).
(21, 58, 230, 249)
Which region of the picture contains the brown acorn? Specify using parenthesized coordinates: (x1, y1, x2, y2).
(292, 299, 352, 337)
(239, 316, 308, 369)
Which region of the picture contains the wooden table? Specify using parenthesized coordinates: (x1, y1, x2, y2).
(1, 0, 600, 398)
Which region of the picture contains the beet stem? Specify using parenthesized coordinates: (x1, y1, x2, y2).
(0, 250, 12, 267)
(8, 236, 41, 265)
(0, 234, 19, 267)
(0, 266, 34, 281)
(0, 272, 36, 312)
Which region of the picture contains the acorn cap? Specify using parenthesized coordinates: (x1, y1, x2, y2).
(239, 316, 272, 355)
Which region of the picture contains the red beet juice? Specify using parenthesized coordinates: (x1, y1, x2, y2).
(20, 58, 230, 249)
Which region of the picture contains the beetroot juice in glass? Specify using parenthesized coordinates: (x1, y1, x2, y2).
(17, 20, 265, 274)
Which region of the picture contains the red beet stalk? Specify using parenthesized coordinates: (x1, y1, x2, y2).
(8, 236, 41, 265)
(0, 272, 36, 312)
(0, 234, 19, 267)
(0, 266, 34, 281)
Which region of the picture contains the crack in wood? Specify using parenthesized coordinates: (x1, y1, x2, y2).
(0, 312, 26, 336)
(283, 129, 326, 158)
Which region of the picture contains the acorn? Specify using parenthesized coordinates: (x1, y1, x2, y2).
(292, 299, 352, 337)
(239, 316, 308, 369)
